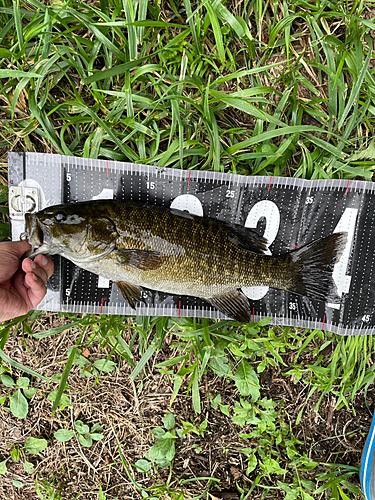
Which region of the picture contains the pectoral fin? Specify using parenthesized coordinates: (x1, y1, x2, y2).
(116, 281, 144, 309)
(115, 249, 164, 271)
(206, 289, 251, 323)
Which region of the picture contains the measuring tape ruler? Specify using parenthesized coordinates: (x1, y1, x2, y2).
(8, 152, 375, 336)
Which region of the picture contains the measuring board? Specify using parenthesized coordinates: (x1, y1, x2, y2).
(7, 152, 375, 336)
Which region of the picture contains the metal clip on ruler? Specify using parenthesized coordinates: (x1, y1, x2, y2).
(8, 152, 375, 336)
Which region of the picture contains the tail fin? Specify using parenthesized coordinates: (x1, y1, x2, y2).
(288, 232, 347, 302)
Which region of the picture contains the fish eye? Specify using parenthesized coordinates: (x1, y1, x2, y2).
(54, 211, 67, 222)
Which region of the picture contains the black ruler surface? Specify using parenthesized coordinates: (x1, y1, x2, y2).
(8, 152, 375, 336)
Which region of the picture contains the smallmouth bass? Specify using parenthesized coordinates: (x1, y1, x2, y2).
(24, 200, 346, 322)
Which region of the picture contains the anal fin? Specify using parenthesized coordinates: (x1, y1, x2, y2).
(206, 289, 251, 323)
(116, 281, 144, 309)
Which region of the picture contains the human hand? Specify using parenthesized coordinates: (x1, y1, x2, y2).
(0, 240, 54, 322)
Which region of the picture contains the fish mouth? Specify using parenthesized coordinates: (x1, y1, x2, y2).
(24, 214, 51, 258)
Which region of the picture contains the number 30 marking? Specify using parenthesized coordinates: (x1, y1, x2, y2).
(241, 200, 280, 300)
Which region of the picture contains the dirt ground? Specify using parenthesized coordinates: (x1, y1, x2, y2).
(0, 314, 369, 500)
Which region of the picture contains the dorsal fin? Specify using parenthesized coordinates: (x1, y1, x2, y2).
(225, 225, 268, 254)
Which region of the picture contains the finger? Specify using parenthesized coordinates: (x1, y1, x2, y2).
(24, 272, 47, 308)
(34, 255, 54, 280)
(22, 258, 49, 285)
(13, 267, 30, 292)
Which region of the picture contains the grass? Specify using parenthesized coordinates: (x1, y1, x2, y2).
(0, 0, 375, 498)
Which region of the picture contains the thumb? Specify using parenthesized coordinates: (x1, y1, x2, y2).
(0, 240, 32, 259)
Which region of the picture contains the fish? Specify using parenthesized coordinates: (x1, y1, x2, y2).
(23, 199, 347, 322)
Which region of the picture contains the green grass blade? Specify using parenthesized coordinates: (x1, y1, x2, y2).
(0, 349, 48, 381)
(226, 125, 337, 155)
(0, 70, 42, 78)
(206, 2, 225, 64)
(13, 0, 24, 49)
(337, 38, 372, 130)
(51, 347, 77, 415)
(130, 343, 157, 380)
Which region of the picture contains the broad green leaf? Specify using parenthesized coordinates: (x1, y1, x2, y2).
(10, 389, 28, 419)
(209, 356, 231, 376)
(234, 362, 260, 401)
(12, 480, 23, 488)
(47, 391, 72, 409)
(23, 461, 35, 474)
(54, 429, 75, 442)
(0, 460, 7, 474)
(1, 374, 15, 388)
(78, 434, 92, 447)
(75, 420, 89, 435)
(91, 423, 103, 433)
(149, 432, 176, 462)
(219, 404, 230, 416)
(246, 453, 258, 474)
(135, 459, 152, 472)
(260, 456, 287, 475)
(151, 427, 165, 439)
(163, 412, 175, 430)
(212, 394, 221, 409)
(25, 437, 48, 454)
(98, 485, 106, 500)
(258, 317, 272, 327)
(90, 433, 104, 441)
(23, 388, 38, 399)
(92, 359, 116, 372)
(16, 377, 30, 389)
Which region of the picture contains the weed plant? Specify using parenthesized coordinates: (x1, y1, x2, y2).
(0, 0, 374, 498)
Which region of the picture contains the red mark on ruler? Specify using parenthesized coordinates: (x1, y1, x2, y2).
(100, 297, 104, 314)
(268, 176, 272, 192)
(178, 301, 181, 317)
(188, 170, 191, 186)
(253, 307, 255, 322)
(291, 244, 300, 249)
(106, 160, 109, 177)
(345, 180, 349, 196)
(322, 315, 326, 330)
